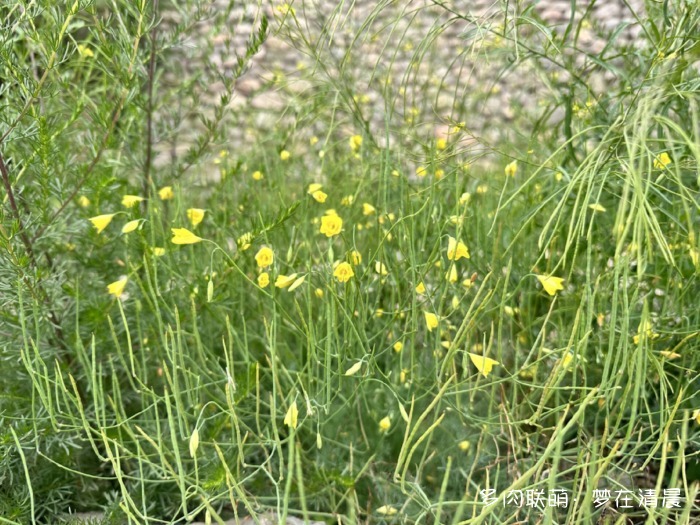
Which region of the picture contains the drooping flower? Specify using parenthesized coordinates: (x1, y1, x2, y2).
(257, 272, 270, 288)
(633, 319, 659, 345)
(319, 214, 343, 237)
(89, 213, 116, 234)
(447, 236, 470, 260)
(107, 277, 128, 299)
(187, 208, 205, 227)
(446, 264, 458, 283)
(158, 186, 174, 200)
(374, 261, 388, 275)
(255, 246, 274, 268)
(536, 274, 565, 296)
(152, 247, 166, 257)
(415, 282, 426, 294)
(284, 401, 298, 429)
(505, 160, 518, 177)
(122, 195, 144, 208)
(171, 228, 203, 245)
(467, 353, 500, 378)
(121, 219, 141, 234)
(424, 312, 439, 332)
(653, 152, 671, 169)
(350, 250, 362, 265)
(334, 262, 354, 283)
(78, 195, 90, 207)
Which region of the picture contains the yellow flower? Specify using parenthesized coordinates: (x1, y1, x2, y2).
(458, 440, 470, 451)
(122, 195, 144, 208)
(89, 213, 116, 234)
(362, 203, 376, 216)
(187, 208, 205, 227)
(107, 277, 128, 299)
(257, 272, 270, 288)
(238, 232, 253, 251)
(121, 219, 141, 234)
(476, 184, 488, 194)
(319, 214, 343, 237)
(415, 282, 426, 294)
(341, 195, 354, 206)
(351, 250, 362, 265)
(378, 416, 391, 433)
(280, 149, 291, 161)
(424, 312, 439, 332)
(312, 190, 327, 203)
(447, 236, 470, 260)
(446, 264, 458, 283)
(334, 262, 354, 283)
(275, 273, 298, 288)
(171, 227, 203, 245)
(505, 160, 518, 177)
(310, 136, 319, 145)
(308, 183, 323, 194)
(416, 166, 428, 177)
(152, 247, 165, 257)
(77, 44, 94, 58)
(276, 3, 296, 16)
(78, 195, 90, 207)
(391, 169, 400, 177)
(467, 353, 500, 378)
(349, 134, 363, 152)
(255, 246, 274, 268)
(375, 261, 388, 275)
(436, 137, 447, 150)
(252, 171, 264, 181)
(435, 168, 445, 180)
(653, 152, 671, 169)
(633, 319, 659, 345)
(589, 203, 606, 212)
(284, 401, 298, 429)
(393, 341, 403, 353)
(158, 186, 174, 200)
(314, 288, 324, 298)
(536, 274, 565, 296)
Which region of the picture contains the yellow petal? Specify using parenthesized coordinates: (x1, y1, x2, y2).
(377, 506, 397, 516)
(415, 282, 426, 294)
(424, 312, 439, 332)
(171, 227, 203, 245)
(89, 213, 116, 234)
(447, 236, 470, 260)
(653, 152, 671, 169)
(467, 353, 500, 378)
(505, 160, 517, 177)
(312, 190, 327, 203)
(588, 203, 606, 212)
(121, 195, 144, 208)
(186, 208, 206, 227)
(107, 277, 128, 298)
(284, 401, 298, 429)
(378, 416, 391, 432)
(536, 274, 565, 296)
(158, 186, 174, 200)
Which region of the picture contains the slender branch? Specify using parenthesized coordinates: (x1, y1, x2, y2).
(143, 0, 160, 207)
(31, 95, 126, 243)
(0, 153, 36, 265)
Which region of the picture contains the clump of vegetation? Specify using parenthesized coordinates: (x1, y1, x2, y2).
(1, 1, 698, 523)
